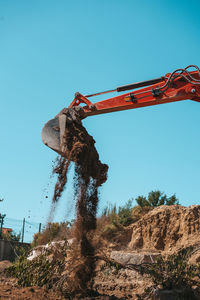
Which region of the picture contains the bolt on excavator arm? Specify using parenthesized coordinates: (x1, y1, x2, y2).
(42, 65, 200, 156)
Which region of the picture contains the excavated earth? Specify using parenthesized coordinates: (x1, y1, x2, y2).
(128, 204, 200, 253)
(1, 205, 200, 299)
(91, 205, 200, 299)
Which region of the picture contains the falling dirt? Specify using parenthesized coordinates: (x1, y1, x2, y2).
(50, 115, 108, 296)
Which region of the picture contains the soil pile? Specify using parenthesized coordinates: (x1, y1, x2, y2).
(128, 205, 200, 253)
(51, 116, 108, 296)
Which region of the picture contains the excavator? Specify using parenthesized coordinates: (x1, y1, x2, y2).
(42, 65, 200, 156)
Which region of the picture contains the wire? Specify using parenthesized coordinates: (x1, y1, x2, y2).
(159, 65, 200, 94)
(127, 65, 200, 101)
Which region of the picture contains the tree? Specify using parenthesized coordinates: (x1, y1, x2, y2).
(118, 199, 133, 226)
(135, 196, 149, 208)
(135, 190, 179, 208)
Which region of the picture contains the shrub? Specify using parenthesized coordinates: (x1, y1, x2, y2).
(135, 190, 179, 208)
(32, 221, 72, 247)
(101, 223, 121, 239)
(139, 247, 200, 290)
(118, 199, 134, 226)
(102, 200, 134, 228)
(7, 244, 67, 288)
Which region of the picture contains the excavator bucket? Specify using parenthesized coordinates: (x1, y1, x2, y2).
(41, 106, 85, 157)
(41, 115, 65, 156)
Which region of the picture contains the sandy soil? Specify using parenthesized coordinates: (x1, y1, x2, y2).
(0, 261, 63, 300)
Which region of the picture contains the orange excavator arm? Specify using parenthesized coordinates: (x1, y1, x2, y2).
(69, 65, 200, 117)
(41, 65, 200, 156)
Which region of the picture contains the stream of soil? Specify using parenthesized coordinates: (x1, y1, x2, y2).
(50, 114, 108, 296)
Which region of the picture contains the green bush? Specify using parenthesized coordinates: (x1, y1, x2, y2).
(139, 247, 199, 290)
(118, 199, 134, 226)
(7, 244, 67, 288)
(99, 201, 133, 240)
(102, 200, 133, 228)
(101, 223, 120, 239)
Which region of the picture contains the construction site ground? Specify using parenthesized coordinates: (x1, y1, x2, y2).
(0, 205, 200, 299)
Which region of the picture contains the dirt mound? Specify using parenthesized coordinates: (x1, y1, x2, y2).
(128, 205, 200, 253)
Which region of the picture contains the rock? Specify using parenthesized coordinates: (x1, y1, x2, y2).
(110, 251, 161, 265)
(27, 240, 67, 261)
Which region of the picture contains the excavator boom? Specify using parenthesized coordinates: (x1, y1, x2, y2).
(42, 65, 200, 156)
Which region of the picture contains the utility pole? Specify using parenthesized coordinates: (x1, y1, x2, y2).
(0, 197, 5, 240)
(21, 218, 25, 243)
(0, 214, 6, 239)
(38, 223, 41, 233)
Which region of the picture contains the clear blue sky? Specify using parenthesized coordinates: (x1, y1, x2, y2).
(0, 0, 200, 229)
